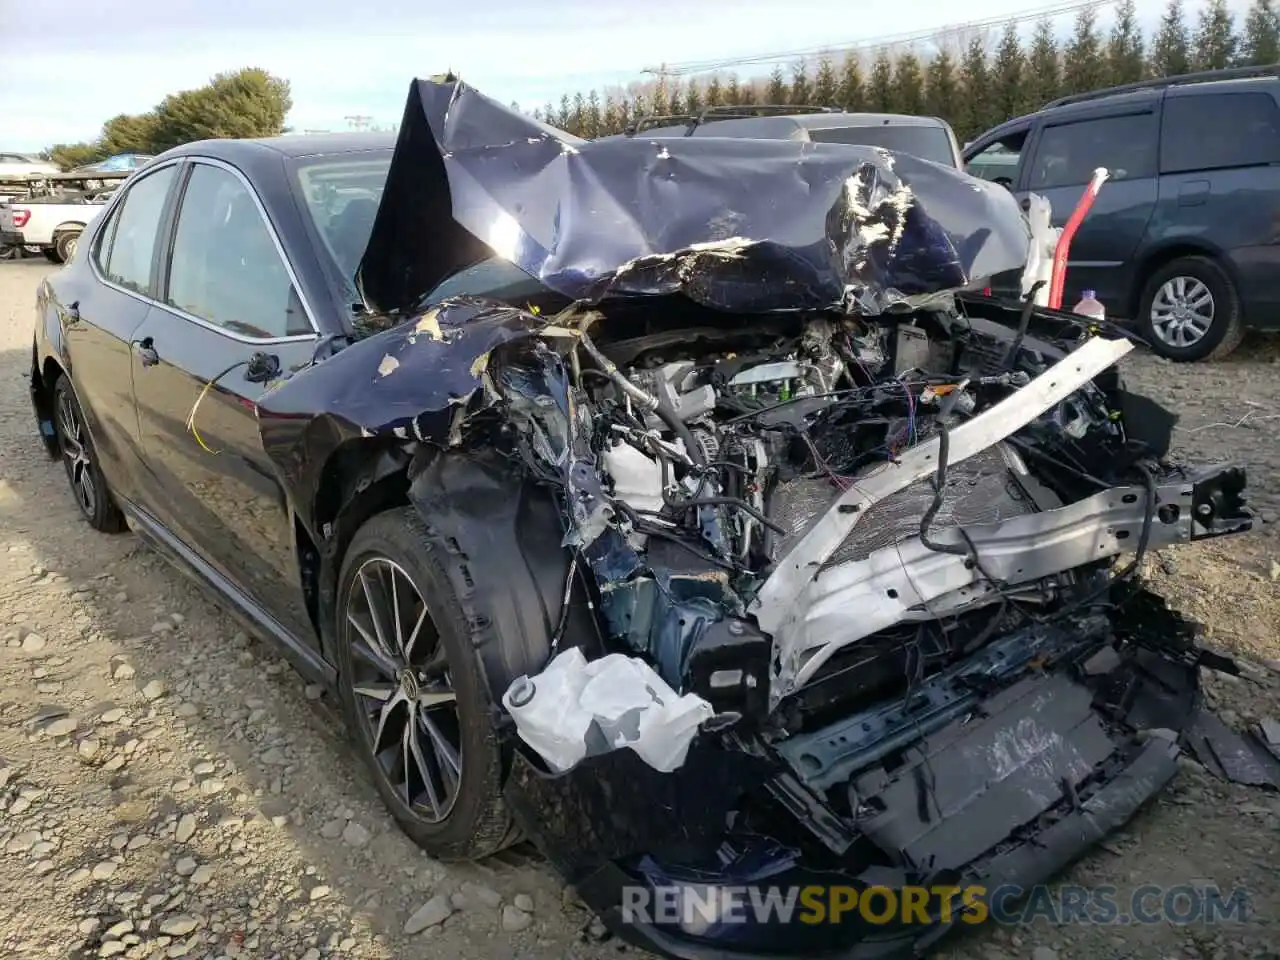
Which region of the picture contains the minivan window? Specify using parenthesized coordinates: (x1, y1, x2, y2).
(1027, 113, 1158, 190)
(966, 130, 1029, 183)
(1160, 92, 1280, 173)
(808, 125, 956, 166)
(101, 165, 177, 296)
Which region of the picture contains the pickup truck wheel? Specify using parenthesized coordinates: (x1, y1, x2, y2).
(53, 230, 79, 263)
(335, 507, 519, 861)
(43, 248, 64, 264)
(52, 375, 127, 532)
(1137, 256, 1244, 362)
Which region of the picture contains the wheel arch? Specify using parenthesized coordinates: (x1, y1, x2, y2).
(30, 349, 64, 459)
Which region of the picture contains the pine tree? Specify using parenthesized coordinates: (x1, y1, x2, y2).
(616, 96, 632, 133)
(1026, 19, 1063, 110)
(838, 53, 865, 110)
(650, 79, 670, 116)
(542, 102, 556, 126)
(958, 37, 991, 141)
(556, 95, 572, 129)
(790, 61, 812, 105)
(685, 79, 703, 116)
(571, 92, 587, 135)
(992, 22, 1027, 123)
(894, 52, 925, 115)
(1150, 0, 1192, 77)
(1063, 6, 1107, 95)
(629, 91, 649, 128)
(725, 73, 743, 105)
(705, 74, 725, 107)
(602, 95, 621, 136)
(766, 66, 787, 103)
(1108, 0, 1146, 84)
(584, 90, 602, 138)
(1241, 0, 1280, 65)
(925, 49, 959, 124)
(1194, 0, 1238, 69)
(814, 57, 839, 106)
(868, 50, 895, 111)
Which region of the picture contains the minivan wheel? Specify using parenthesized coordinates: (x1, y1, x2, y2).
(52, 375, 127, 532)
(335, 507, 519, 861)
(1138, 256, 1244, 362)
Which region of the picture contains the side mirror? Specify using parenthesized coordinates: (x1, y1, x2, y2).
(245, 351, 281, 384)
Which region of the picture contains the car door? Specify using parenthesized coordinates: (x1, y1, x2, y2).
(62, 162, 181, 504)
(129, 158, 322, 652)
(1020, 109, 1160, 312)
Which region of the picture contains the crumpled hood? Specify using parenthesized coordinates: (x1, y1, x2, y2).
(357, 76, 1031, 316)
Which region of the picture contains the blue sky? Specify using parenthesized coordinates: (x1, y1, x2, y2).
(0, 0, 1246, 151)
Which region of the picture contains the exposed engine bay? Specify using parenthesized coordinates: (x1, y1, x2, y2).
(255, 76, 1268, 960)
(504, 298, 1248, 730)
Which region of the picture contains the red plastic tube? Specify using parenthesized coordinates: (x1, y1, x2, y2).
(1048, 168, 1109, 310)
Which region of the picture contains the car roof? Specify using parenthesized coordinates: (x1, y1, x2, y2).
(972, 72, 1280, 145)
(638, 111, 951, 141)
(160, 131, 398, 163)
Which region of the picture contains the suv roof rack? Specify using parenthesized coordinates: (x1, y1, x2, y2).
(1043, 63, 1280, 110)
(625, 102, 840, 136)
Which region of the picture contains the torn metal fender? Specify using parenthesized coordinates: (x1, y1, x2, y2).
(254, 297, 548, 534)
(359, 77, 1030, 317)
(750, 335, 1134, 705)
(406, 451, 598, 701)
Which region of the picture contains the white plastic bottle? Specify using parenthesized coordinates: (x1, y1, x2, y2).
(1073, 289, 1106, 322)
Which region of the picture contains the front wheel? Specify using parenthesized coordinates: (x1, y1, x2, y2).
(1137, 255, 1245, 362)
(334, 507, 519, 860)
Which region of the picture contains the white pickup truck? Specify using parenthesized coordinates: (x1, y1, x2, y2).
(0, 192, 109, 263)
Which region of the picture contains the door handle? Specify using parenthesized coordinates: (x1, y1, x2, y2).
(133, 336, 159, 367)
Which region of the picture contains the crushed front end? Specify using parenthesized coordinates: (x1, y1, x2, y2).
(487, 296, 1252, 959)
(266, 78, 1259, 959)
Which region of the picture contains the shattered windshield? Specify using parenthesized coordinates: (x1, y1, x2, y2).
(293, 154, 393, 286)
(807, 125, 957, 167)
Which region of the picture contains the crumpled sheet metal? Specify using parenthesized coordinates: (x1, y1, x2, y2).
(255, 297, 547, 498)
(358, 77, 1031, 317)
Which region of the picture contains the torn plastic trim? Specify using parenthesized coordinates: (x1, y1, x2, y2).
(783, 463, 1250, 693)
(749, 334, 1134, 707)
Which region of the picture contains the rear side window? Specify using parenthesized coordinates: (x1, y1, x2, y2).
(100, 165, 177, 295)
(1160, 92, 1280, 173)
(1027, 114, 1157, 190)
(165, 163, 310, 339)
(808, 125, 957, 166)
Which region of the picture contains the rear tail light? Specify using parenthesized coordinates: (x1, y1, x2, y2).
(11, 208, 30, 228)
(982, 286, 992, 297)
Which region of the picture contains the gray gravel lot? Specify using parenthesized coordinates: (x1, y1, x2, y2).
(1, 260, 1277, 960)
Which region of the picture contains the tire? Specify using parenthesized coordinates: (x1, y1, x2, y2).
(42, 248, 63, 264)
(53, 230, 79, 263)
(334, 507, 519, 861)
(1137, 255, 1245, 362)
(52, 375, 127, 532)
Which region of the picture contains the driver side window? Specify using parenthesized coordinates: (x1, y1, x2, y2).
(966, 130, 1029, 186)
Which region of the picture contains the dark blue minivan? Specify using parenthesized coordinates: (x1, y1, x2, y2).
(964, 66, 1280, 361)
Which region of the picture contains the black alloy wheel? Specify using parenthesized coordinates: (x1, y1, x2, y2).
(345, 554, 463, 822)
(52, 376, 126, 532)
(334, 508, 518, 860)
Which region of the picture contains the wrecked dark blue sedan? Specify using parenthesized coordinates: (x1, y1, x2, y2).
(29, 77, 1264, 959)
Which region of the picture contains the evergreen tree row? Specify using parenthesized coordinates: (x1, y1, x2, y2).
(532, 0, 1280, 143)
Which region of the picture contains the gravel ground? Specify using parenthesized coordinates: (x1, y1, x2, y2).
(1, 260, 1278, 960)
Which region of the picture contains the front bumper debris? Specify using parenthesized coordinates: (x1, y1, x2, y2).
(501, 592, 1244, 959)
